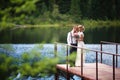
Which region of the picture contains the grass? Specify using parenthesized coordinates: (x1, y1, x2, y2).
(82, 19, 120, 28)
(0, 19, 120, 31)
(20, 19, 120, 28)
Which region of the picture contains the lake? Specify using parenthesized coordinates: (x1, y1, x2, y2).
(0, 43, 120, 80)
(1, 26, 120, 44)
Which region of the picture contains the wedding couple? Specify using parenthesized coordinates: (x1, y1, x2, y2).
(67, 25, 85, 67)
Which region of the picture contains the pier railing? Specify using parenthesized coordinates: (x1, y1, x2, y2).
(100, 41, 120, 67)
(55, 42, 120, 80)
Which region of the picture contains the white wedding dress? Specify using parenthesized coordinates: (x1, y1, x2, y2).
(75, 32, 85, 66)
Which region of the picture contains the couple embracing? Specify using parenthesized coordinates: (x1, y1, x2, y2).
(67, 25, 85, 67)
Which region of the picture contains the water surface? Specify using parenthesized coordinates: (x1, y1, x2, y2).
(0, 44, 120, 80)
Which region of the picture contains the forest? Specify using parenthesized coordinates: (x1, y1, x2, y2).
(0, 0, 120, 28)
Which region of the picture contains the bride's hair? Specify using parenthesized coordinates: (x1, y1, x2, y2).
(78, 25, 85, 32)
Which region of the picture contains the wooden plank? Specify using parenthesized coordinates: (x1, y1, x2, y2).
(56, 63, 120, 80)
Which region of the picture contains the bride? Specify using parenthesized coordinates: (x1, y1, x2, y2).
(75, 25, 85, 67)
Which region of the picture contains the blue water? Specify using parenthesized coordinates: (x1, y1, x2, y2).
(0, 44, 120, 80)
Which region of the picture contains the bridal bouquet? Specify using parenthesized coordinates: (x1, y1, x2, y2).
(74, 33, 79, 39)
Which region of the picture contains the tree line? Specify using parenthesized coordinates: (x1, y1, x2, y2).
(0, 0, 120, 26)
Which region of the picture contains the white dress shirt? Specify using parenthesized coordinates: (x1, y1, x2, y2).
(67, 30, 77, 45)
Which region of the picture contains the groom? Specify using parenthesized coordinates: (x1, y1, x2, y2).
(67, 25, 78, 66)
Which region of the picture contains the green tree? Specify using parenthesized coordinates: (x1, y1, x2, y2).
(0, 0, 39, 25)
(116, 0, 120, 19)
(90, 0, 118, 20)
(57, 0, 71, 14)
(79, 0, 92, 19)
(70, 0, 81, 22)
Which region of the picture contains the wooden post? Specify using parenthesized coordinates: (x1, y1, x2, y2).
(54, 42, 58, 80)
(55, 68, 59, 80)
(66, 45, 70, 80)
(96, 52, 98, 80)
(100, 41, 103, 63)
(116, 44, 118, 68)
(54, 42, 57, 57)
(81, 48, 83, 75)
(113, 55, 115, 80)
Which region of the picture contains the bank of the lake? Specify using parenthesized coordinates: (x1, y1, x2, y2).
(0, 20, 120, 44)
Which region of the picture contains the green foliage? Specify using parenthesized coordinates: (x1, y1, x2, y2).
(0, 54, 18, 80)
(0, 0, 120, 28)
(68, 52, 77, 66)
(19, 57, 59, 77)
(0, 0, 39, 26)
(70, 0, 81, 23)
(90, 0, 119, 20)
(0, 43, 61, 79)
(0, 42, 66, 79)
(17, 44, 60, 78)
(9, 0, 39, 14)
(82, 19, 120, 28)
(57, 0, 71, 14)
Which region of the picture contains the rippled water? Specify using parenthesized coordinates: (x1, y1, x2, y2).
(0, 44, 120, 80)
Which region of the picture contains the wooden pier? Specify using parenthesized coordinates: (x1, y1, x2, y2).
(54, 41, 120, 80)
(55, 63, 120, 80)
